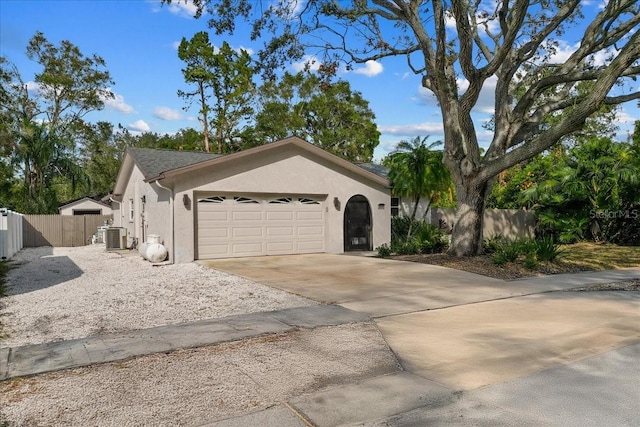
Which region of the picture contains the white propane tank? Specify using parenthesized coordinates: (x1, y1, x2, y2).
(139, 242, 151, 259)
(147, 234, 161, 244)
(146, 243, 168, 263)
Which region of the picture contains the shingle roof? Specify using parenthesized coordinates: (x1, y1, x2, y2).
(127, 147, 223, 179)
(356, 162, 389, 179)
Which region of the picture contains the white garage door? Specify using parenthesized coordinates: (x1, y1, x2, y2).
(196, 195, 325, 259)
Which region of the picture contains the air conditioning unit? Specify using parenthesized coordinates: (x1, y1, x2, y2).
(105, 227, 127, 251)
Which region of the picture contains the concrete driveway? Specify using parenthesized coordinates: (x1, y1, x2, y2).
(204, 254, 640, 391)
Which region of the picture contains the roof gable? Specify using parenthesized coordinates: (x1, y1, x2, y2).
(159, 137, 390, 187)
(58, 197, 110, 210)
(113, 137, 390, 196)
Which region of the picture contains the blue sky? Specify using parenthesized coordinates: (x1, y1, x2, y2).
(1, 1, 638, 161)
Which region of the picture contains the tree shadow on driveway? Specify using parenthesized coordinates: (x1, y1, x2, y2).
(4, 246, 84, 295)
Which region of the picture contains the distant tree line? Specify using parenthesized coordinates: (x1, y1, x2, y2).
(0, 32, 381, 213)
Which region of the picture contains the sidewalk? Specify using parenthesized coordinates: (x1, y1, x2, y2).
(0, 304, 369, 380)
(205, 342, 640, 426)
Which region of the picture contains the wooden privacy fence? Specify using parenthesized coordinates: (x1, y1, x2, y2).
(23, 215, 112, 248)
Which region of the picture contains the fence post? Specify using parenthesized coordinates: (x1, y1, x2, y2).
(0, 209, 6, 259)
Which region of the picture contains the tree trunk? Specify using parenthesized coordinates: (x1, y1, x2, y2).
(450, 179, 488, 256)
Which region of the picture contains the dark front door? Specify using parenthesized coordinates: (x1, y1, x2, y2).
(344, 195, 372, 251)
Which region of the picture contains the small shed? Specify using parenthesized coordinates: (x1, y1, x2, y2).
(59, 197, 112, 216)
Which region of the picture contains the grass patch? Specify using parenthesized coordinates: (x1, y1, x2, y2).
(561, 242, 640, 270)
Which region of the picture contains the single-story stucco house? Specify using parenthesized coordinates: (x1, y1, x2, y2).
(58, 197, 112, 216)
(110, 136, 392, 263)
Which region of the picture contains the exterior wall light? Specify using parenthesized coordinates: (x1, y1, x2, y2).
(333, 197, 341, 211)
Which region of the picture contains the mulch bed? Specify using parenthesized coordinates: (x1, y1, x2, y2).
(391, 253, 593, 280)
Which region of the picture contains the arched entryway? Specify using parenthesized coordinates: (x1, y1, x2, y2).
(344, 195, 372, 251)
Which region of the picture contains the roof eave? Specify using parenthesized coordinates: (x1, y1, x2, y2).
(112, 151, 135, 196)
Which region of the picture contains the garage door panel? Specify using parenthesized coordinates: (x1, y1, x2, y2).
(267, 226, 294, 236)
(198, 211, 229, 222)
(297, 211, 323, 221)
(297, 226, 323, 236)
(232, 242, 264, 255)
(232, 211, 263, 221)
(266, 211, 295, 221)
(297, 241, 324, 251)
(199, 244, 231, 257)
(267, 241, 295, 253)
(197, 194, 325, 259)
(199, 228, 229, 240)
(232, 227, 263, 238)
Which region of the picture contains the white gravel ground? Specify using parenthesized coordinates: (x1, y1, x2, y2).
(0, 245, 317, 347)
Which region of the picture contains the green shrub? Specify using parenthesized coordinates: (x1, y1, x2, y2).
(491, 252, 508, 266)
(376, 244, 392, 258)
(495, 240, 522, 262)
(483, 234, 507, 254)
(391, 216, 416, 243)
(532, 237, 564, 262)
(524, 252, 539, 269)
(413, 222, 448, 254)
(391, 216, 448, 255)
(396, 239, 420, 255)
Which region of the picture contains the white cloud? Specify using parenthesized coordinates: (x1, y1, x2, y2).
(128, 119, 151, 132)
(236, 45, 254, 56)
(102, 90, 135, 114)
(291, 55, 321, 72)
(617, 109, 638, 125)
(445, 10, 456, 29)
(165, 0, 199, 17)
(353, 60, 383, 77)
(415, 75, 496, 115)
(379, 122, 445, 137)
(153, 106, 183, 121)
(25, 81, 41, 94)
(172, 40, 181, 50)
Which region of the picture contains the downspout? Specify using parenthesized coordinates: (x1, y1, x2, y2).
(153, 179, 174, 264)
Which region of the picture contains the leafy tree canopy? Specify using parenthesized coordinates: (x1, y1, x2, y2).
(248, 71, 380, 161)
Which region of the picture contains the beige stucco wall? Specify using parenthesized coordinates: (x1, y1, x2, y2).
(59, 199, 112, 216)
(118, 165, 172, 251)
(431, 208, 535, 239)
(397, 196, 431, 220)
(167, 145, 391, 263)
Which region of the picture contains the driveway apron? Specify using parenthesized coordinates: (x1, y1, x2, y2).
(204, 254, 640, 390)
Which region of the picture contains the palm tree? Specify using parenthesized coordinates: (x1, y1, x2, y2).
(12, 121, 87, 213)
(386, 136, 452, 235)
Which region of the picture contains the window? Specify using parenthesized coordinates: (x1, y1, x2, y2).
(269, 197, 292, 204)
(234, 196, 259, 204)
(128, 198, 134, 221)
(299, 197, 320, 205)
(391, 197, 400, 217)
(199, 196, 226, 203)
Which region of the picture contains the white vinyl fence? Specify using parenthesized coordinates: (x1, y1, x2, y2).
(1, 208, 24, 260)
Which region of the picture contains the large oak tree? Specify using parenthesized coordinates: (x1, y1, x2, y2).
(164, 0, 640, 255)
